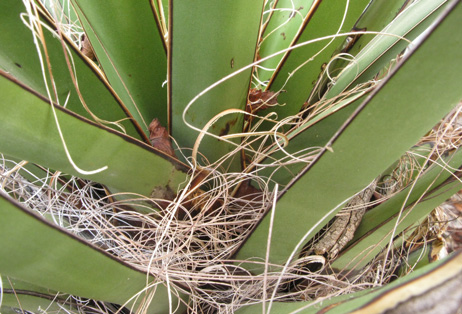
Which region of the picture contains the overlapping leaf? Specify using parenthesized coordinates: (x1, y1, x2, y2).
(237, 1, 462, 272)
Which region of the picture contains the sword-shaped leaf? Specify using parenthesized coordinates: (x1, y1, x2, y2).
(237, 1, 462, 272)
(332, 151, 462, 272)
(71, 0, 169, 131)
(0, 71, 188, 197)
(254, 0, 314, 87)
(262, 0, 370, 119)
(325, 0, 449, 99)
(0, 0, 144, 140)
(235, 251, 462, 313)
(0, 192, 185, 313)
(169, 0, 264, 170)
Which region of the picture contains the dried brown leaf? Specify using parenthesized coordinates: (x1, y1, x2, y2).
(247, 88, 279, 113)
(80, 34, 96, 61)
(149, 118, 175, 158)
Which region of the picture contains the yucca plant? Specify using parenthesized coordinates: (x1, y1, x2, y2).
(1, 0, 462, 313)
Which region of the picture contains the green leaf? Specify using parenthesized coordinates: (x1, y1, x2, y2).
(0, 0, 145, 140)
(0, 71, 188, 197)
(352, 147, 462, 244)
(236, 251, 462, 313)
(258, 0, 449, 185)
(40, 0, 82, 34)
(328, 251, 462, 314)
(255, 89, 368, 187)
(332, 152, 462, 272)
(1, 297, 70, 314)
(169, 0, 264, 170)
(0, 192, 186, 313)
(263, 0, 371, 119)
(236, 0, 462, 272)
(152, 0, 169, 38)
(325, 0, 449, 99)
(1, 277, 75, 313)
(71, 0, 169, 131)
(308, 0, 411, 102)
(335, 0, 410, 56)
(254, 0, 314, 87)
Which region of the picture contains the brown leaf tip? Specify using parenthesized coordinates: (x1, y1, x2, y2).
(149, 118, 175, 158)
(247, 88, 279, 113)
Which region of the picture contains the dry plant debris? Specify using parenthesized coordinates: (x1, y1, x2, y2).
(3, 98, 462, 313)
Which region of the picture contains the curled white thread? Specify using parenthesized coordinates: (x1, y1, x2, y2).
(21, 1, 107, 175)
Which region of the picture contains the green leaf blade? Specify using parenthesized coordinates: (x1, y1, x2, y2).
(0, 72, 188, 197)
(72, 0, 169, 131)
(332, 152, 462, 272)
(0, 0, 144, 140)
(325, 0, 449, 99)
(169, 0, 264, 170)
(264, 0, 371, 119)
(255, 0, 314, 87)
(0, 192, 185, 313)
(237, 1, 462, 271)
(236, 251, 462, 313)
